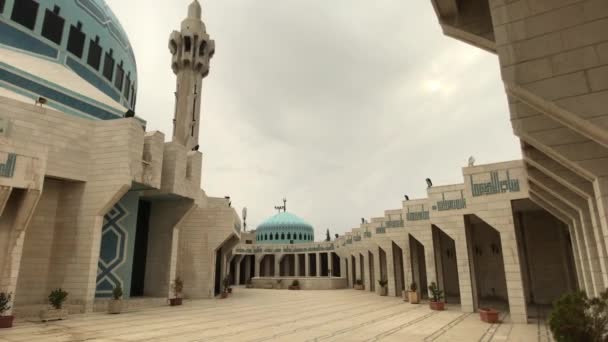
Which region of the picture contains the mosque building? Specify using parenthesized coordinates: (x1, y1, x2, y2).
(0, 0, 240, 317)
(0, 0, 606, 330)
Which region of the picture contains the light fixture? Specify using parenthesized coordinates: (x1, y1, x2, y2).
(35, 96, 47, 106)
(125, 109, 135, 118)
(426, 178, 433, 188)
(404, 195, 409, 201)
(192, 144, 199, 151)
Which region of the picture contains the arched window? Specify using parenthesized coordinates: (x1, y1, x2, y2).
(287, 233, 291, 240)
(281, 233, 285, 240)
(269, 234, 273, 241)
(275, 233, 279, 240)
(299, 233, 302, 240)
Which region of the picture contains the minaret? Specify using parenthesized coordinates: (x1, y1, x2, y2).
(168, 0, 215, 150)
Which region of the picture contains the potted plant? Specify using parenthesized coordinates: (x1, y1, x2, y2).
(0, 292, 13, 329)
(428, 282, 445, 311)
(354, 279, 364, 290)
(289, 279, 300, 290)
(275, 279, 283, 289)
(169, 277, 183, 306)
(378, 279, 388, 296)
(225, 274, 233, 294)
(245, 278, 254, 289)
(220, 276, 230, 298)
(479, 307, 499, 323)
(408, 282, 419, 304)
(40, 288, 68, 322)
(108, 285, 123, 314)
(549, 290, 608, 341)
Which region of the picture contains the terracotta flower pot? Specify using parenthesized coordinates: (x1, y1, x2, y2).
(479, 308, 499, 323)
(408, 291, 419, 304)
(429, 301, 445, 311)
(402, 291, 408, 302)
(379, 287, 388, 296)
(220, 292, 228, 299)
(227, 288, 233, 294)
(0, 315, 14, 329)
(354, 284, 364, 290)
(169, 298, 182, 306)
(108, 299, 123, 314)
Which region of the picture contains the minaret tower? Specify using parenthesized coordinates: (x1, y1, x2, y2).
(168, 0, 215, 150)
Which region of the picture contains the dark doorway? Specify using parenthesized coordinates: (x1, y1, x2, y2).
(214, 248, 222, 296)
(331, 253, 341, 277)
(130, 200, 150, 297)
(368, 251, 375, 292)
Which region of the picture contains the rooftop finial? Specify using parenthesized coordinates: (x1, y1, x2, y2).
(188, 0, 202, 19)
(274, 197, 287, 213)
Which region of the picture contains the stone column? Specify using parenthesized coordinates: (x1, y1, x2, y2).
(372, 249, 381, 294)
(385, 245, 396, 297)
(295, 254, 300, 277)
(327, 252, 332, 277)
(254, 255, 261, 277)
(235, 256, 241, 285)
(305, 253, 310, 276)
(362, 252, 371, 290)
(274, 254, 281, 277)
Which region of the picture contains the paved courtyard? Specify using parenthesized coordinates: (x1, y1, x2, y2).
(0, 288, 551, 342)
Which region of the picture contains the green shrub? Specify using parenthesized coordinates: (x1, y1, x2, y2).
(549, 290, 608, 342)
(355, 279, 363, 286)
(0, 292, 12, 316)
(173, 277, 184, 296)
(292, 279, 299, 287)
(48, 288, 68, 309)
(409, 282, 417, 292)
(112, 285, 123, 300)
(427, 282, 443, 303)
(378, 279, 388, 287)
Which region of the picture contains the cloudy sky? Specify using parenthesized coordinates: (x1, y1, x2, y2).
(106, 0, 521, 238)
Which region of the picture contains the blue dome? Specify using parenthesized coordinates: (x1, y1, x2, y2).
(256, 212, 315, 244)
(0, 0, 140, 122)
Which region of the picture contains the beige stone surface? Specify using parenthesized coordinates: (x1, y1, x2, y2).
(0, 288, 547, 342)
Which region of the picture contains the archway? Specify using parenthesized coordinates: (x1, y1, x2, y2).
(392, 242, 405, 297)
(432, 225, 461, 303)
(409, 235, 428, 299)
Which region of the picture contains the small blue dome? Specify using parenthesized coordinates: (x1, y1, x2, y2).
(0, 0, 139, 121)
(256, 212, 314, 244)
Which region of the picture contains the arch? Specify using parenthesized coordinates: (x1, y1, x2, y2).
(275, 233, 279, 240)
(281, 233, 285, 240)
(287, 233, 291, 240)
(299, 233, 302, 240)
(269, 234, 273, 241)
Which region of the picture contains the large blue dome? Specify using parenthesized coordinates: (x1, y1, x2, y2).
(256, 212, 315, 244)
(0, 0, 139, 121)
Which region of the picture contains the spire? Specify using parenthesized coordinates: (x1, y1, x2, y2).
(188, 0, 202, 20)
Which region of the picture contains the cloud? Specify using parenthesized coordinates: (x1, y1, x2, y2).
(107, 0, 521, 239)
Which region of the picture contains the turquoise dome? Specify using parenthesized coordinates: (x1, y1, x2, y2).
(0, 0, 139, 121)
(256, 212, 315, 244)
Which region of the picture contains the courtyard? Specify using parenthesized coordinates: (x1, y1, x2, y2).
(0, 289, 550, 342)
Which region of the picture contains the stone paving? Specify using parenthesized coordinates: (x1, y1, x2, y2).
(0, 288, 552, 342)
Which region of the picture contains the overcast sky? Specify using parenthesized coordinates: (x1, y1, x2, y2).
(106, 0, 521, 238)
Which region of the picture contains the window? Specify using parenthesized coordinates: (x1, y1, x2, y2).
(11, 0, 38, 30)
(275, 233, 278, 240)
(123, 72, 131, 99)
(184, 36, 191, 52)
(114, 61, 124, 91)
(199, 41, 206, 56)
(41, 6, 64, 44)
(102, 49, 115, 81)
(245, 240, 252, 245)
(287, 233, 291, 240)
(1, 0, 6, 14)
(67, 22, 85, 58)
(87, 36, 102, 70)
(281, 233, 285, 240)
(269, 234, 273, 241)
(299, 233, 302, 240)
